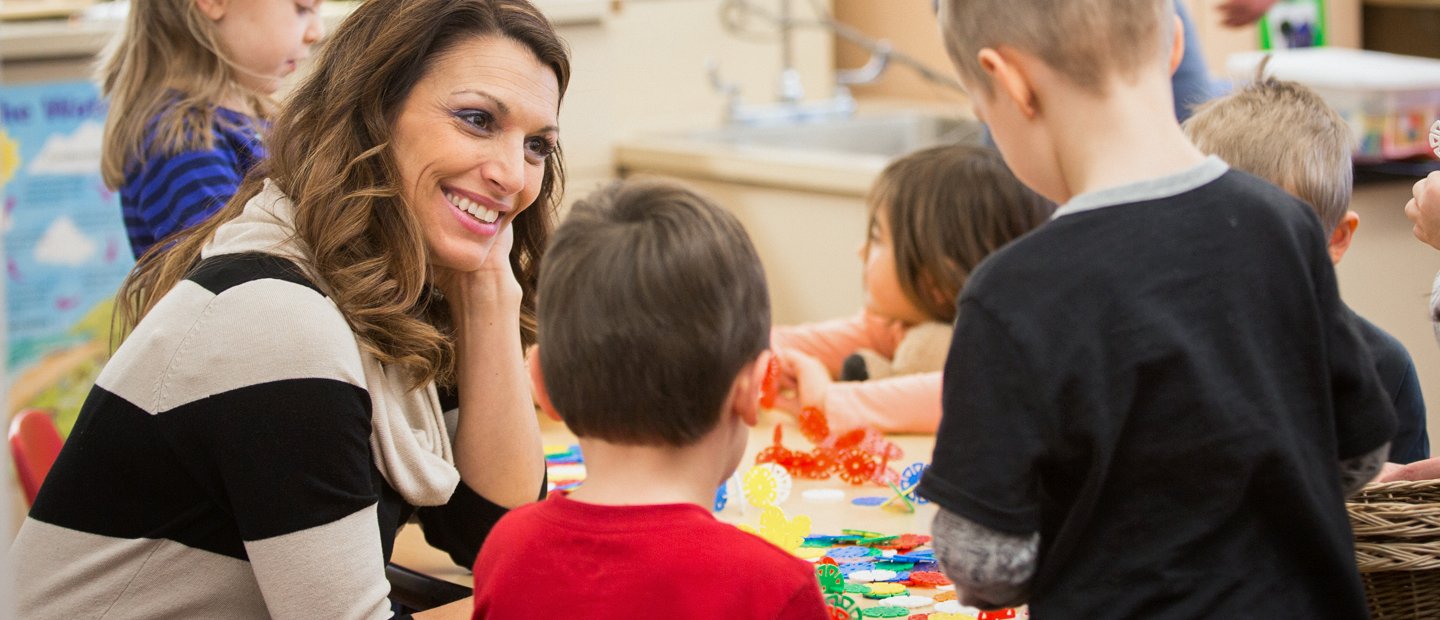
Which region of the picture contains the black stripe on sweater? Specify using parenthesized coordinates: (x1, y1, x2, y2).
(30, 377, 374, 557)
(187, 252, 322, 297)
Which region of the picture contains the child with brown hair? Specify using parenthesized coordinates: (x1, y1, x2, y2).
(919, 0, 1396, 616)
(472, 178, 827, 620)
(100, 0, 325, 258)
(1184, 73, 1429, 465)
(771, 143, 1053, 433)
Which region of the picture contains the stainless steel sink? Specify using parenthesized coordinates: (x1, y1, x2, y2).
(684, 113, 985, 158)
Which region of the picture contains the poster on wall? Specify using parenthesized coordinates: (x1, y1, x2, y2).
(0, 81, 131, 434)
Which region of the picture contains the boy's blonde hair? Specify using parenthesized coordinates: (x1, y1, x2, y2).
(1183, 74, 1354, 234)
(98, 0, 265, 189)
(938, 0, 1173, 96)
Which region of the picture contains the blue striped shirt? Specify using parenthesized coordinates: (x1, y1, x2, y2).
(119, 105, 265, 258)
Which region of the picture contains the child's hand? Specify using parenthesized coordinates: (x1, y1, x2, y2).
(778, 349, 832, 414)
(1405, 172, 1440, 252)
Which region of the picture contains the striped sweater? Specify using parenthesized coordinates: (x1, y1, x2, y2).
(119, 105, 265, 259)
(11, 183, 518, 619)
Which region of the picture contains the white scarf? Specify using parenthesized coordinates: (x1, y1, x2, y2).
(202, 179, 460, 506)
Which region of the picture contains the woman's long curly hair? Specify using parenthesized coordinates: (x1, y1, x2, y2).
(115, 0, 570, 389)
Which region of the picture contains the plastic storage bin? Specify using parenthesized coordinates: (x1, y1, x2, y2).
(1228, 48, 1440, 162)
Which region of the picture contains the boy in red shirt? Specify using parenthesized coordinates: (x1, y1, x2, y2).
(470, 179, 828, 620)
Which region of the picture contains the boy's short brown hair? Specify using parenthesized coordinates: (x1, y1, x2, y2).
(938, 0, 1173, 96)
(1183, 75, 1354, 234)
(537, 178, 770, 447)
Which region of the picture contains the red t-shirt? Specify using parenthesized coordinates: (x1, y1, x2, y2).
(472, 493, 828, 619)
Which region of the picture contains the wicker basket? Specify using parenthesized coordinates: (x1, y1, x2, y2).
(1348, 480, 1440, 619)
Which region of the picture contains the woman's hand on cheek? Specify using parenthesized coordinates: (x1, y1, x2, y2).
(432, 222, 523, 317)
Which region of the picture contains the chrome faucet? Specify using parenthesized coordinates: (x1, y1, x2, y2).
(713, 0, 857, 125)
(712, 0, 962, 126)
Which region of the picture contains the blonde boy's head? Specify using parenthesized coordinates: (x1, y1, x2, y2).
(1183, 76, 1354, 235)
(938, 0, 1174, 96)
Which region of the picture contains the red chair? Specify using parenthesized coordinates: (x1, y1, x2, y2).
(8, 408, 63, 506)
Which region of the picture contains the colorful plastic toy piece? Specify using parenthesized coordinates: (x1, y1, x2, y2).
(860, 606, 909, 618)
(978, 609, 1018, 620)
(799, 406, 831, 443)
(1430, 119, 1440, 159)
(817, 564, 844, 593)
(760, 353, 781, 409)
(825, 593, 864, 620)
(840, 449, 878, 485)
(906, 570, 953, 588)
(743, 463, 792, 507)
(758, 505, 811, 552)
(861, 582, 907, 599)
(899, 463, 929, 505)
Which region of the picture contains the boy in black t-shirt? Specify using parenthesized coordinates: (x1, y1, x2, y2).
(919, 1, 1397, 617)
(1184, 75, 1429, 465)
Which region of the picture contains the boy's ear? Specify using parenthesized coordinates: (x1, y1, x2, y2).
(1169, 15, 1186, 76)
(731, 358, 762, 428)
(194, 0, 228, 21)
(1329, 210, 1360, 265)
(527, 347, 564, 422)
(977, 47, 1038, 119)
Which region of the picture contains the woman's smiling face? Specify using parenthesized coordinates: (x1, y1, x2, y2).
(390, 35, 560, 273)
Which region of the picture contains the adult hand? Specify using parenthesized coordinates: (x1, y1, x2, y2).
(1217, 0, 1278, 28)
(431, 222, 523, 318)
(439, 221, 542, 509)
(1377, 456, 1440, 482)
(1404, 171, 1440, 251)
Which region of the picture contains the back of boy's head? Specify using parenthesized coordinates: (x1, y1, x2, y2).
(538, 178, 770, 447)
(870, 144, 1055, 323)
(938, 0, 1173, 96)
(1183, 73, 1353, 235)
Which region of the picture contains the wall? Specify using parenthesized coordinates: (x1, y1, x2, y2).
(554, 0, 836, 204)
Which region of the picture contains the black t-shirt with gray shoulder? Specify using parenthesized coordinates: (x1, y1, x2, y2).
(919, 163, 1395, 618)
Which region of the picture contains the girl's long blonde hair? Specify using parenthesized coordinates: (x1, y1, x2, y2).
(98, 0, 265, 189)
(115, 0, 570, 389)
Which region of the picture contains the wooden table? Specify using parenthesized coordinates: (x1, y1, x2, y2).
(391, 410, 972, 614)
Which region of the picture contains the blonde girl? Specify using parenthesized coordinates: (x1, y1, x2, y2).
(772, 144, 1054, 433)
(100, 0, 324, 258)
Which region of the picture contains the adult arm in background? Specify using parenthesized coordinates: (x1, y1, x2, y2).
(1217, 0, 1279, 27)
(435, 224, 545, 509)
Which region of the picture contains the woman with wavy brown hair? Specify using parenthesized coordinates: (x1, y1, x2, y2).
(10, 0, 567, 617)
